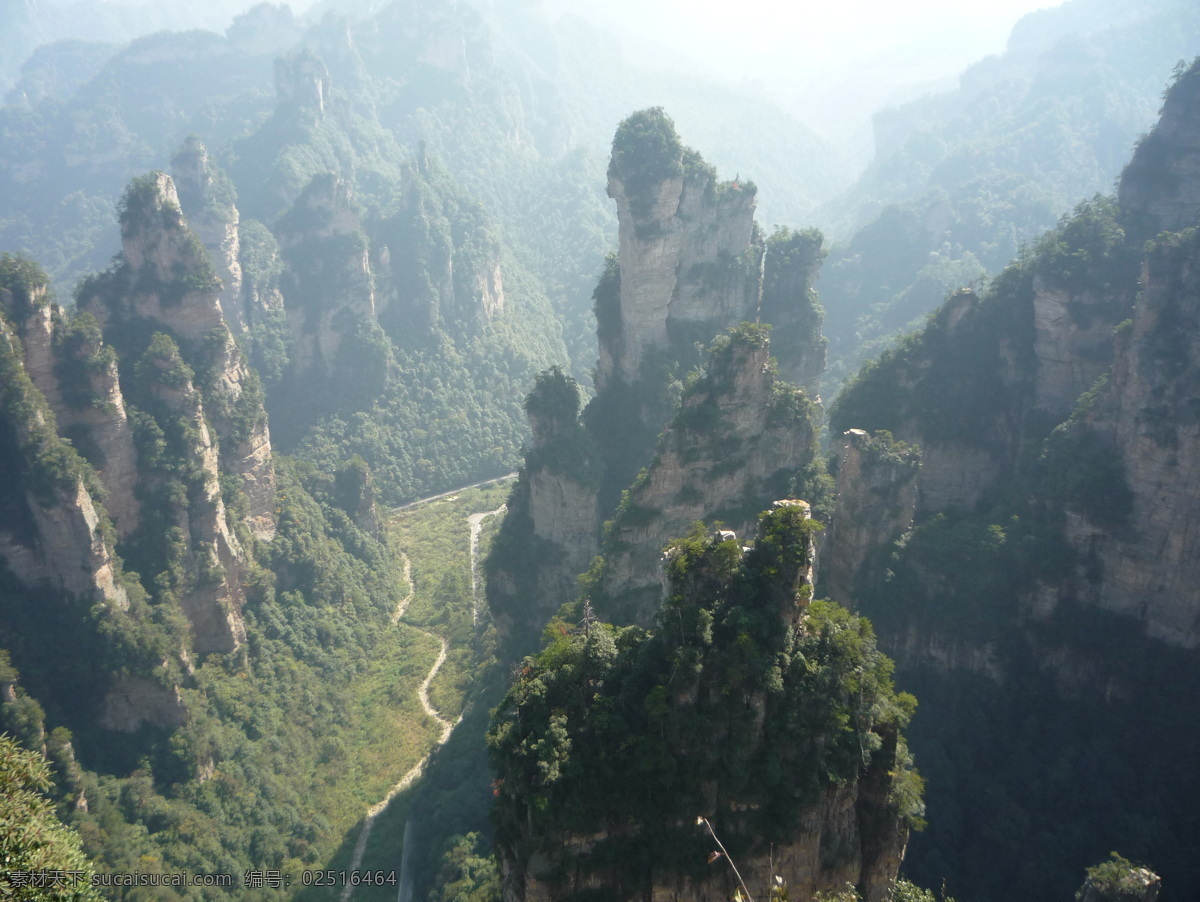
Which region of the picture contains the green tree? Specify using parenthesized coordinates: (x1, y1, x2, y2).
(0, 734, 102, 900)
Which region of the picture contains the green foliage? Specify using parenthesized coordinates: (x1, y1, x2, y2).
(592, 252, 621, 350)
(1032, 197, 1139, 295)
(608, 108, 684, 218)
(1040, 400, 1134, 530)
(489, 509, 919, 894)
(0, 252, 52, 318)
(433, 832, 501, 902)
(1079, 853, 1156, 902)
(523, 365, 582, 426)
(0, 734, 102, 901)
(171, 135, 237, 219)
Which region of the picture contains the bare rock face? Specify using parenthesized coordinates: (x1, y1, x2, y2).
(599, 112, 759, 391)
(824, 429, 919, 607)
(1030, 275, 1130, 418)
(0, 316, 127, 610)
(172, 137, 245, 332)
(201, 327, 276, 541)
(275, 47, 332, 116)
(596, 328, 818, 625)
(486, 368, 598, 654)
(100, 172, 228, 343)
(1050, 234, 1200, 648)
(8, 303, 142, 538)
(277, 172, 375, 377)
(83, 171, 277, 543)
(99, 675, 187, 732)
(141, 337, 248, 654)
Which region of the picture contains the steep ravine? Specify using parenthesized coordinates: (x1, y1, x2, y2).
(344, 490, 507, 899)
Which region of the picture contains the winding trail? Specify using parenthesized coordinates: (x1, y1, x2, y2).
(343, 484, 511, 899)
(466, 504, 506, 625)
(343, 559, 453, 899)
(391, 555, 413, 625)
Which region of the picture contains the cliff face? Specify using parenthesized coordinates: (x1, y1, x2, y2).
(490, 506, 917, 902)
(138, 335, 248, 654)
(276, 171, 375, 377)
(595, 327, 820, 625)
(0, 293, 127, 610)
(109, 173, 276, 542)
(488, 109, 830, 653)
(4, 294, 142, 537)
(824, 429, 919, 608)
(172, 137, 245, 333)
(597, 110, 759, 392)
(821, 58, 1200, 902)
(1053, 232, 1200, 647)
(486, 368, 599, 655)
(71, 170, 279, 646)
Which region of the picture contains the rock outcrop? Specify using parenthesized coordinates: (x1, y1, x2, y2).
(72, 170, 279, 645)
(598, 109, 759, 392)
(137, 334, 248, 654)
(824, 429, 919, 608)
(491, 506, 916, 902)
(276, 171, 375, 377)
(172, 136, 245, 332)
(486, 368, 598, 655)
(488, 109, 831, 651)
(1, 283, 141, 537)
(594, 326, 820, 625)
(0, 313, 128, 610)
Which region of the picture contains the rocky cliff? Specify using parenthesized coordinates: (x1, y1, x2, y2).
(821, 57, 1200, 902)
(1, 281, 142, 538)
(824, 429, 919, 608)
(1052, 229, 1200, 647)
(486, 367, 599, 655)
(374, 149, 506, 336)
(0, 271, 127, 609)
(276, 171, 376, 378)
(488, 110, 830, 650)
(172, 136, 245, 332)
(597, 109, 760, 393)
(593, 325, 821, 625)
(489, 505, 918, 902)
(72, 170, 279, 647)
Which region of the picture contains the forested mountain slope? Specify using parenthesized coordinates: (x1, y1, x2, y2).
(825, 55, 1200, 902)
(817, 0, 1200, 389)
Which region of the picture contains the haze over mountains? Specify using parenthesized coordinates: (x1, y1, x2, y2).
(1, 1, 1200, 901)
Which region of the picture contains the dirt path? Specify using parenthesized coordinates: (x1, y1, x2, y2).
(466, 504, 506, 625)
(391, 554, 413, 625)
(343, 496, 506, 898)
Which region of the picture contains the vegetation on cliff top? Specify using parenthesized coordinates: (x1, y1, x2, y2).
(489, 507, 921, 899)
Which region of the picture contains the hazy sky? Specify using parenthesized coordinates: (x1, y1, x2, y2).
(546, 0, 1070, 140)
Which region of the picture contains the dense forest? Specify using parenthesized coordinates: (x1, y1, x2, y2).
(1, 0, 1199, 901)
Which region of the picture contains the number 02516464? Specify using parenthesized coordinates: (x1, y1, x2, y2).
(301, 870, 398, 887)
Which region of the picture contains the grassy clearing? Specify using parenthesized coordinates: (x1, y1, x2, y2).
(326, 479, 513, 893)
